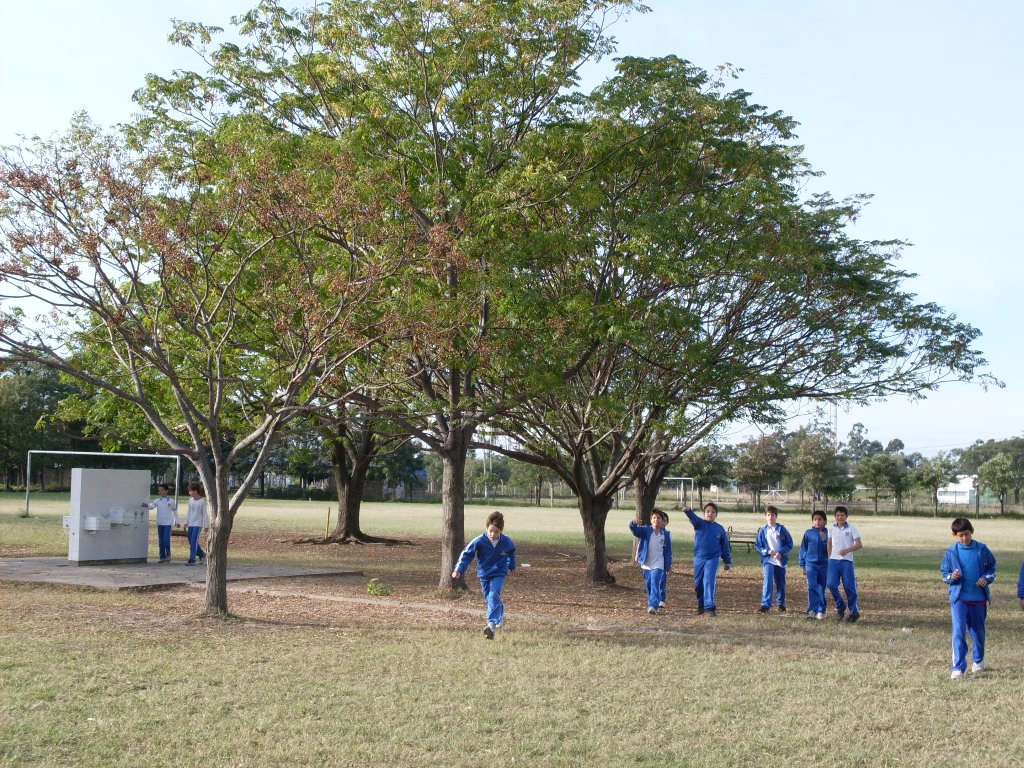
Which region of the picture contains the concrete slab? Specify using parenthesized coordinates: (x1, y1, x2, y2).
(0, 557, 362, 591)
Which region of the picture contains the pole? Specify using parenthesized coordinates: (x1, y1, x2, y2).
(325, 506, 332, 538)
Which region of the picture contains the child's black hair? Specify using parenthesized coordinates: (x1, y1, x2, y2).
(951, 517, 974, 534)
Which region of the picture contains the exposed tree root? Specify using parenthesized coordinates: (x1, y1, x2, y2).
(292, 533, 414, 547)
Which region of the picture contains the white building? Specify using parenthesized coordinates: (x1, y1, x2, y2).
(936, 476, 976, 506)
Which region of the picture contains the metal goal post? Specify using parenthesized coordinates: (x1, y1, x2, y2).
(24, 450, 182, 517)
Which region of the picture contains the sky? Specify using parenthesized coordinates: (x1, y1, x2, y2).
(1, 0, 1021, 456)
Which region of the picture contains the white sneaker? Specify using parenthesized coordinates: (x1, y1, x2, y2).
(950, 670, 964, 680)
(658, 601, 667, 608)
(815, 612, 825, 620)
(647, 606, 658, 615)
(971, 662, 984, 673)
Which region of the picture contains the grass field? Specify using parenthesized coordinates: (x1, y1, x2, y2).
(3, 493, 1024, 767)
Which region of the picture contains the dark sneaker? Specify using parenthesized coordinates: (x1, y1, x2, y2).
(836, 608, 846, 622)
(707, 609, 717, 616)
(847, 611, 860, 623)
(697, 605, 705, 615)
(778, 606, 787, 613)
(758, 606, 770, 613)
(483, 624, 495, 640)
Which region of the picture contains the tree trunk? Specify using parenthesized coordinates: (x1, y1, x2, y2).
(439, 444, 468, 589)
(578, 491, 615, 585)
(633, 473, 660, 524)
(204, 477, 233, 615)
(329, 438, 371, 541)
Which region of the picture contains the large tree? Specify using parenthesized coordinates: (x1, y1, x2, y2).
(0, 363, 99, 489)
(857, 452, 907, 514)
(734, 433, 788, 513)
(485, 54, 986, 583)
(957, 438, 1024, 503)
(976, 453, 1021, 515)
(145, 0, 640, 587)
(0, 120, 396, 613)
(910, 453, 960, 517)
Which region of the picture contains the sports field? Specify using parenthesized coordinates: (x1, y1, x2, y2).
(3, 494, 1024, 767)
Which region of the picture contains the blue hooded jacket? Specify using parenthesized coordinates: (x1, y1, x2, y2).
(799, 527, 829, 568)
(455, 532, 517, 580)
(683, 508, 732, 565)
(755, 523, 794, 567)
(941, 541, 996, 604)
(629, 521, 672, 571)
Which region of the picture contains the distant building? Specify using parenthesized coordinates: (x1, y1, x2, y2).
(937, 476, 976, 506)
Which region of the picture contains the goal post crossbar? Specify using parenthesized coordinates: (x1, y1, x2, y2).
(24, 450, 182, 517)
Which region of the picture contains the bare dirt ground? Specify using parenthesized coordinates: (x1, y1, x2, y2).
(5, 530, 925, 638)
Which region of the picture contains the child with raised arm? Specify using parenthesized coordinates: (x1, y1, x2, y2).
(452, 511, 517, 640)
(755, 505, 793, 613)
(827, 505, 862, 622)
(799, 510, 829, 620)
(142, 483, 179, 563)
(683, 502, 732, 616)
(941, 517, 996, 679)
(184, 481, 209, 566)
(629, 508, 672, 614)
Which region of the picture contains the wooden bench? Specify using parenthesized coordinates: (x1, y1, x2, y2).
(727, 526, 758, 554)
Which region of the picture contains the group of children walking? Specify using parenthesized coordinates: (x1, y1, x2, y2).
(629, 503, 863, 622)
(451, 506, 1024, 682)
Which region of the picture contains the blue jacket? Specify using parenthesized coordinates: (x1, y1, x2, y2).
(683, 509, 732, 565)
(455, 532, 516, 580)
(629, 521, 672, 571)
(1018, 562, 1024, 600)
(755, 523, 794, 567)
(799, 528, 829, 569)
(941, 541, 996, 604)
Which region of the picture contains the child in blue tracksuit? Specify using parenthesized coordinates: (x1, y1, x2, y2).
(941, 517, 996, 679)
(629, 508, 672, 615)
(683, 503, 732, 615)
(798, 510, 829, 620)
(453, 511, 517, 640)
(754, 505, 793, 612)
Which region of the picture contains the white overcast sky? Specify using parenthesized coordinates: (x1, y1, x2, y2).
(1, 0, 1021, 456)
